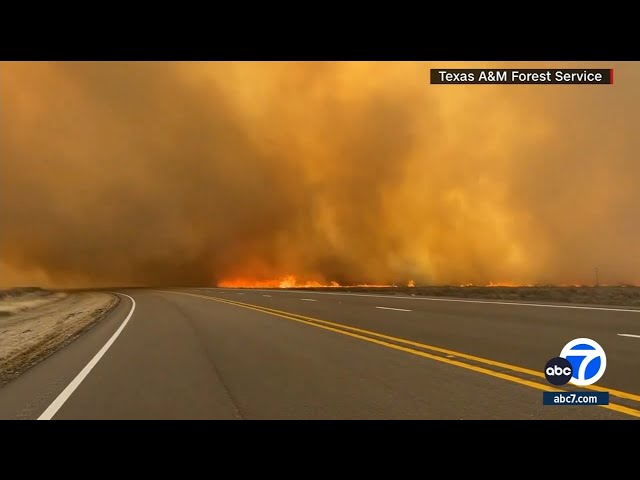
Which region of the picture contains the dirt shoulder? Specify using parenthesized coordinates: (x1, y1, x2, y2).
(0, 290, 118, 386)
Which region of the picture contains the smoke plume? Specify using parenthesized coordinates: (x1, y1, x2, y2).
(1, 61, 639, 287)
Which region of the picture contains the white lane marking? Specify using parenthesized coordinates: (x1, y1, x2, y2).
(38, 293, 136, 420)
(236, 293, 244, 295)
(618, 333, 640, 338)
(301, 298, 317, 302)
(262, 295, 272, 297)
(375, 306, 412, 312)
(213, 289, 640, 313)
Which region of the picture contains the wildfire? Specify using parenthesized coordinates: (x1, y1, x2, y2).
(217, 275, 396, 289)
(463, 282, 598, 287)
(486, 281, 529, 287)
(460, 282, 535, 287)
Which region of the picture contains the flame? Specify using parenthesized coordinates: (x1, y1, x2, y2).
(407, 280, 415, 287)
(486, 281, 528, 287)
(459, 282, 535, 287)
(217, 275, 393, 288)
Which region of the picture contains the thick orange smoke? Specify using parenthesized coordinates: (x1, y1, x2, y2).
(1, 62, 639, 287)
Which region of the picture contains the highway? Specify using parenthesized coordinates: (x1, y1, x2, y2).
(1, 287, 639, 419)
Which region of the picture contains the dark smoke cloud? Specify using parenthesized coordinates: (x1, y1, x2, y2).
(1, 61, 639, 287)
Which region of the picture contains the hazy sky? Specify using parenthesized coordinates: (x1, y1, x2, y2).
(2, 61, 639, 287)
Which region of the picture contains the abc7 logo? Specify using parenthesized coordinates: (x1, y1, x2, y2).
(545, 338, 607, 386)
(545, 357, 573, 385)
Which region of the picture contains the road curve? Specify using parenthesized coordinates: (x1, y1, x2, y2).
(0, 287, 639, 420)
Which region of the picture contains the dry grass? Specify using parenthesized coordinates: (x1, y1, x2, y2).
(0, 290, 118, 386)
(0, 288, 67, 316)
(294, 286, 640, 307)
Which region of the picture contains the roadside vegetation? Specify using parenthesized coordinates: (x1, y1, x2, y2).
(297, 286, 640, 307)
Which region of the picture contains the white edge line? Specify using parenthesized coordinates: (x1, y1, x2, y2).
(210, 289, 640, 313)
(300, 298, 317, 302)
(37, 292, 136, 420)
(617, 333, 640, 338)
(262, 295, 272, 297)
(375, 306, 412, 312)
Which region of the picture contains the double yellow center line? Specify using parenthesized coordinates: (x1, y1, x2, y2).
(163, 290, 640, 419)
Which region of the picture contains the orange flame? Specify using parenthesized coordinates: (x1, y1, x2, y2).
(459, 282, 534, 287)
(217, 275, 394, 288)
(486, 281, 531, 287)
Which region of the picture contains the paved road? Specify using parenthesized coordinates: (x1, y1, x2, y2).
(1, 287, 639, 419)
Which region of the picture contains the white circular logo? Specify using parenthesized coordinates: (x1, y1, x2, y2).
(560, 338, 606, 386)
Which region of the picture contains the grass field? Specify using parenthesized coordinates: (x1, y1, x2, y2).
(293, 285, 640, 307)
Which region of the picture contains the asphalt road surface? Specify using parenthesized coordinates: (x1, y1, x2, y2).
(1, 287, 639, 420)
